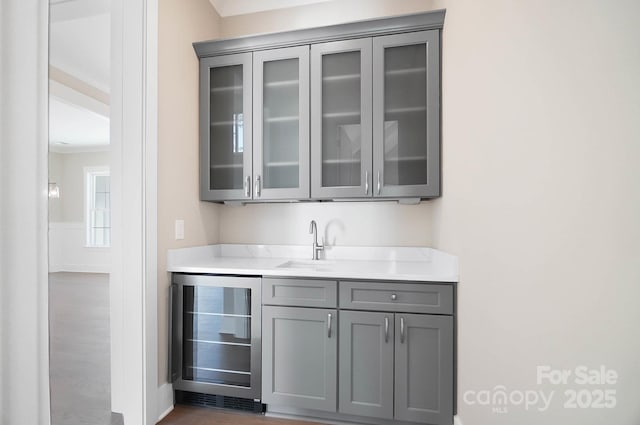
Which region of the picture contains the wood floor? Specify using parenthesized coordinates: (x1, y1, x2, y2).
(49, 272, 122, 425)
(159, 405, 329, 425)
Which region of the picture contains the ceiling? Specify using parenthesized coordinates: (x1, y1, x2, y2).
(208, 0, 334, 17)
(48, 0, 333, 150)
(49, 0, 110, 151)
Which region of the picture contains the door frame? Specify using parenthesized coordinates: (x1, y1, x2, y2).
(110, 0, 159, 423)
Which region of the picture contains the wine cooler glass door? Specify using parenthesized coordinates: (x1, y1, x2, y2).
(172, 274, 261, 399)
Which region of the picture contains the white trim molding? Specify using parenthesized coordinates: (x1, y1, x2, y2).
(0, 0, 51, 423)
(109, 0, 158, 423)
(48, 222, 111, 273)
(157, 383, 174, 422)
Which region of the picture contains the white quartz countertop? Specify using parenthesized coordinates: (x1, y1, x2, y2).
(167, 244, 458, 283)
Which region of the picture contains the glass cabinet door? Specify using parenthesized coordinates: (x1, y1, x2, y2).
(253, 46, 310, 200)
(200, 53, 253, 201)
(373, 31, 440, 198)
(310, 39, 372, 199)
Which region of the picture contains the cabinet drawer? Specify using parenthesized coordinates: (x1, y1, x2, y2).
(263, 278, 337, 308)
(339, 281, 453, 314)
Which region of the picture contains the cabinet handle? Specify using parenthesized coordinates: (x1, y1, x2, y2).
(400, 316, 405, 344)
(391, 293, 397, 301)
(384, 316, 389, 343)
(168, 284, 176, 382)
(377, 171, 381, 195)
(255, 175, 261, 197)
(365, 170, 369, 195)
(327, 313, 332, 338)
(244, 176, 251, 198)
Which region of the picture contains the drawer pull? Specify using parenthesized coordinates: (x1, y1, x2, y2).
(244, 175, 251, 197)
(391, 293, 397, 301)
(327, 313, 332, 338)
(400, 316, 405, 344)
(365, 170, 369, 195)
(255, 175, 262, 197)
(384, 316, 389, 343)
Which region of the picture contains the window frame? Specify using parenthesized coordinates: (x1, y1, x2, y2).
(84, 166, 111, 248)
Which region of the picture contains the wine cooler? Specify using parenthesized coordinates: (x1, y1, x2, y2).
(170, 274, 262, 400)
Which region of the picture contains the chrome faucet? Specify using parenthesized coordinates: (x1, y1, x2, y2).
(309, 220, 324, 260)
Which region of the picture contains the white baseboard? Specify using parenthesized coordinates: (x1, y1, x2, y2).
(454, 416, 464, 425)
(157, 382, 174, 422)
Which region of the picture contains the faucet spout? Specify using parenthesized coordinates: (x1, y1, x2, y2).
(309, 220, 324, 260)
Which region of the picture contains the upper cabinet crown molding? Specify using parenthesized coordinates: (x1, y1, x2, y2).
(193, 10, 445, 57)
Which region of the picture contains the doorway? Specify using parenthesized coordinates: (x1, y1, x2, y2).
(48, 1, 117, 423)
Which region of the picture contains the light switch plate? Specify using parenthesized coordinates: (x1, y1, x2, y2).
(175, 219, 184, 240)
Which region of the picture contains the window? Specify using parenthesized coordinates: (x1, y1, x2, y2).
(85, 167, 110, 247)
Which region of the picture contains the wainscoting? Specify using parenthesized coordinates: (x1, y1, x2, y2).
(48, 222, 111, 273)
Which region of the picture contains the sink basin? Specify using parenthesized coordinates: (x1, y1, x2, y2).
(277, 260, 336, 271)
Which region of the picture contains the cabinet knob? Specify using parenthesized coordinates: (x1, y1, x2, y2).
(391, 293, 397, 301)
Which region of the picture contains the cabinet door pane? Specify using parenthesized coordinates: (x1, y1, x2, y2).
(382, 43, 427, 186)
(373, 31, 440, 198)
(210, 65, 245, 190)
(262, 58, 300, 189)
(322, 51, 361, 187)
(254, 46, 309, 200)
(311, 39, 372, 199)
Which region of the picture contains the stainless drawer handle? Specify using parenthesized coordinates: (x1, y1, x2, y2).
(365, 170, 369, 195)
(244, 176, 251, 197)
(255, 175, 261, 197)
(384, 316, 389, 343)
(327, 313, 332, 338)
(391, 293, 397, 301)
(400, 316, 405, 344)
(377, 171, 381, 195)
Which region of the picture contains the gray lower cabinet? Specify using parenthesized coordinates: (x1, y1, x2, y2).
(338, 310, 394, 419)
(262, 305, 337, 411)
(394, 313, 453, 425)
(339, 311, 453, 425)
(262, 279, 454, 425)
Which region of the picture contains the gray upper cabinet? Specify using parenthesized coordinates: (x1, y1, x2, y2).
(196, 11, 444, 202)
(395, 313, 453, 425)
(311, 39, 373, 199)
(253, 47, 310, 200)
(200, 53, 253, 201)
(373, 31, 440, 198)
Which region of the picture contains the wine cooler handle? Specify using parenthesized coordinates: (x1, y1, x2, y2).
(168, 284, 178, 382)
